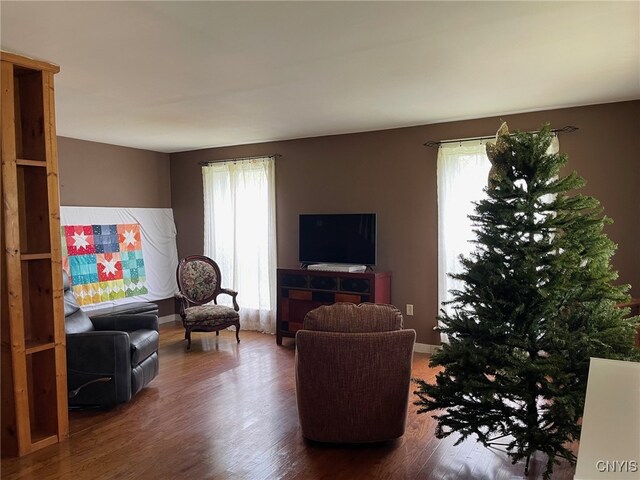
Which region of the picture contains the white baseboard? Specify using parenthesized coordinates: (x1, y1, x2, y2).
(413, 342, 441, 354)
(159, 314, 180, 325)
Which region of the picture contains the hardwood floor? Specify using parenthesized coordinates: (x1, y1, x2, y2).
(1, 322, 577, 479)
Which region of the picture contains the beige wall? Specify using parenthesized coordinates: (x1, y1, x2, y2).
(170, 101, 640, 345)
(58, 137, 171, 208)
(57, 137, 174, 315)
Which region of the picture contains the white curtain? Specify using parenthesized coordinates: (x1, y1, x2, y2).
(203, 157, 277, 334)
(437, 136, 558, 343)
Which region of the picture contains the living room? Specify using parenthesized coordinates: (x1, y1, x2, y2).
(1, 2, 639, 479)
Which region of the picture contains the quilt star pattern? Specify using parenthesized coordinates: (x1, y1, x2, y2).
(62, 223, 148, 306)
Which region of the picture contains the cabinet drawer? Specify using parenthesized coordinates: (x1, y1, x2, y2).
(335, 293, 361, 303)
(288, 289, 312, 301)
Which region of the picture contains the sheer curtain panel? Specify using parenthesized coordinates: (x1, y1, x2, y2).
(203, 157, 277, 334)
(437, 141, 491, 343)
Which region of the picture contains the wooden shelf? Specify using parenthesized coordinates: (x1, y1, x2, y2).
(16, 159, 47, 167)
(25, 341, 55, 355)
(0, 51, 60, 73)
(21, 253, 52, 261)
(29, 432, 59, 451)
(1, 51, 68, 458)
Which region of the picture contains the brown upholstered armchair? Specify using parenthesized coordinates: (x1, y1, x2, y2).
(176, 255, 240, 349)
(295, 303, 416, 443)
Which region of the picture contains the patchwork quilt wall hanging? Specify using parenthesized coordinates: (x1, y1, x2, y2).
(61, 207, 179, 308)
(62, 223, 148, 305)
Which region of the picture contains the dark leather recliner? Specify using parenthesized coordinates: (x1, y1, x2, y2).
(64, 271, 159, 406)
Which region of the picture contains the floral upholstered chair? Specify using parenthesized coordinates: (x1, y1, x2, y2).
(176, 255, 240, 349)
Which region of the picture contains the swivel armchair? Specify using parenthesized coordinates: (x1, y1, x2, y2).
(295, 303, 416, 443)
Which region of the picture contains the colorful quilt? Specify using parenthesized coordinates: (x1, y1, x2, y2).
(62, 223, 148, 306)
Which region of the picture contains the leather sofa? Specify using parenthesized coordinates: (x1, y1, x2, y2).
(295, 302, 416, 443)
(64, 271, 159, 406)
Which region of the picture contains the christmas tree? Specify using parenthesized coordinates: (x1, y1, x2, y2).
(414, 124, 639, 479)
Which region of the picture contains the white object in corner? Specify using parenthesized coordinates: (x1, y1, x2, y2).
(574, 357, 640, 479)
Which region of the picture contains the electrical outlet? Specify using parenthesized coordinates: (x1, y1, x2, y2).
(406, 304, 414, 316)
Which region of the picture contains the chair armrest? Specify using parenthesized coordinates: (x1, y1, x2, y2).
(66, 331, 131, 372)
(175, 292, 189, 317)
(219, 288, 239, 311)
(91, 314, 159, 332)
(66, 331, 132, 405)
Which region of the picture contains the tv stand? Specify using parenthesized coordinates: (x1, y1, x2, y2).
(276, 268, 391, 345)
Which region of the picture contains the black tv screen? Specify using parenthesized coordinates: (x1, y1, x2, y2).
(299, 213, 377, 266)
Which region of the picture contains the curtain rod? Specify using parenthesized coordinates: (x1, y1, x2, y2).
(199, 153, 281, 166)
(423, 125, 579, 148)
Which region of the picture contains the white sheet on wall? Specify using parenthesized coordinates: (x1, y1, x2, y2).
(61, 206, 179, 310)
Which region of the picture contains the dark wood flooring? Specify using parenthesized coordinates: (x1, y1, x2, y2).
(1, 322, 577, 479)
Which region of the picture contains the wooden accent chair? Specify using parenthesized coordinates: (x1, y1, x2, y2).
(176, 255, 240, 349)
(295, 303, 416, 443)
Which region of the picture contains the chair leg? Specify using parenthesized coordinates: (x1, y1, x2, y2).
(186, 329, 192, 350)
(216, 330, 220, 336)
(235, 323, 240, 343)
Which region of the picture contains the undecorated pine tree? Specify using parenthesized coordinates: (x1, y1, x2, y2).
(414, 123, 639, 479)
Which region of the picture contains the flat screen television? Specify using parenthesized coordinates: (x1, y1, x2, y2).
(299, 213, 377, 266)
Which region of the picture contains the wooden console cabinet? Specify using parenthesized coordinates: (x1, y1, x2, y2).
(276, 268, 391, 345)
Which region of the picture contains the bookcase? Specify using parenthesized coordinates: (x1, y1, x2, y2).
(1, 51, 68, 457)
(276, 268, 391, 345)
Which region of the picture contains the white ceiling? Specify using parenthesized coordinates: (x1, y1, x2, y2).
(1, 1, 638, 153)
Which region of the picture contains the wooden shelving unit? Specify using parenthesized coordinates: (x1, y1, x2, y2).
(1, 51, 68, 457)
(276, 268, 392, 345)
